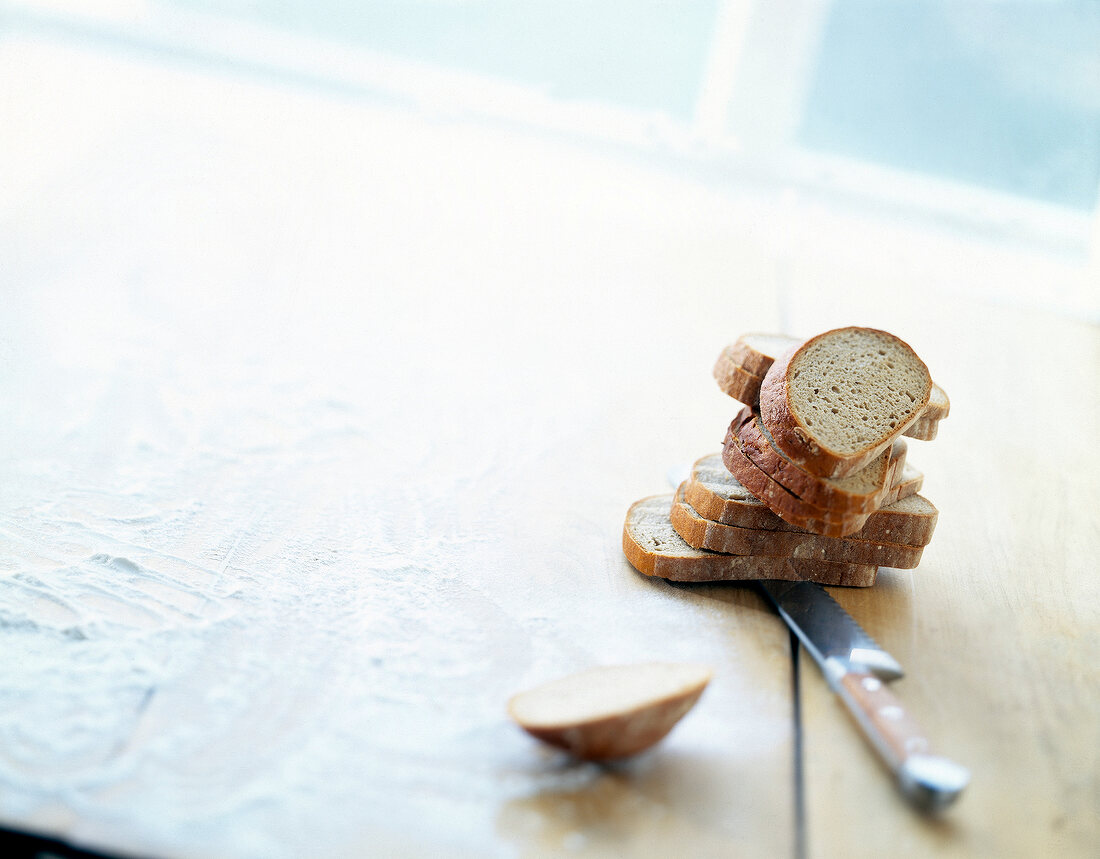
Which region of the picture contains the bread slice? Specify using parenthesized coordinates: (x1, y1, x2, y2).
(722, 422, 906, 537)
(670, 485, 926, 567)
(712, 348, 766, 405)
(623, 494, 878, 586)
(716, 332, 947, 442)
(758, 327, 932, 478)
(724, 333, 801, 377)
(684, 453, 934, 544)
(904, 383, 950, 440)
(735, 407, 908, 515)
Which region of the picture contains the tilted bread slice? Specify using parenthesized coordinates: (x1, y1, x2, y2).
(670, 485, 926, 568)
(684, 453, 935, 544)
(759, 327, 932, 478)
(623, 494, 878, 586)
(715, 331, 948, 441)
(722, 422, 908, 537)
(904, 384, 950, 440)
(719, 366, 948, 442)
(712, 347, 766, 405)
(722, 333, 801, 377)
(735, 407, 908, 515)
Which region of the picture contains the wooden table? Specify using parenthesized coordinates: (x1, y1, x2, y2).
(1, 34, 1096, 858)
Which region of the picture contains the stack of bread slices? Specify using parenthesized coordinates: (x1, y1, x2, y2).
(623, 328, 947, 588)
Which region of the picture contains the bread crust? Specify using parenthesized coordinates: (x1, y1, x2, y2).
(736, 407, 907, 515)
(685, 454, 934, 544)
(684, 478, 788, 531)
(713, 347, 764, 404)
(670, 486, 925, 567)
(758, 327, 932, 478)
(721, 425, 873, 537)
(925, 383, 950, 419)
(622, 494, 878, 586)
(904, 416, 939, 441)
(721, 422, 902, 536)
(904, 385, 950, 440)
(726, 333, 802, 377)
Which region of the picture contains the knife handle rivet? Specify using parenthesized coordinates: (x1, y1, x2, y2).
(880, 705, 904, 721)
(861, 676, 882, 692)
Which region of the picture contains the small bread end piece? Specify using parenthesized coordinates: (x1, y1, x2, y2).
(508, 663, 713, 760)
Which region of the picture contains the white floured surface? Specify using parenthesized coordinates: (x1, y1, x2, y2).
(0, 34, 797, 859)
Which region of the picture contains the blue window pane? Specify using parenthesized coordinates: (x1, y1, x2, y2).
(800, 1, 1100, 210)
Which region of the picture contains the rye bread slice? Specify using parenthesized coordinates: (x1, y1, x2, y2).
(724, 333, 802, 377)
(712, 349, 766, 405)
(735, 407, 907, 515)
(720, 330, 945, 444)
(904, 384, 950, 440)
(670, 484, 925, 567)
(623, 494, 878, 586)
(722, 422, 904, 537)
(758, 327, 932, 478)
(684, 453, 934, 544)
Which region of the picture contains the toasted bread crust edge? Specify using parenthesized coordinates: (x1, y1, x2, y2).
(670, 489, 925, 567)
(713, 347, 764, 404)
(684, 456, 934, 543)
(736, 407, 906, 515)
(722, 425, 873, 537)
(727, 334, 802, 377)
(622, 495, 878, 586)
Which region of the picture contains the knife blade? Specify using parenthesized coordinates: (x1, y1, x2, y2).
(759, 580, 969, 812)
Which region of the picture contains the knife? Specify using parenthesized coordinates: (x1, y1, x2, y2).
(759, 580, 969, 812)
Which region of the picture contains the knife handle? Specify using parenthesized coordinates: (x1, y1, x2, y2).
(826, 661, 970, 812)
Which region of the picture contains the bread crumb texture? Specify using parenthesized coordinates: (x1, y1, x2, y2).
(787, 329, 930, 454)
